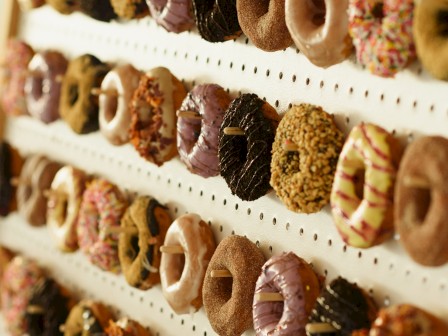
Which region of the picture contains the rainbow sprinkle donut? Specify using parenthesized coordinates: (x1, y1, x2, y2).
(348, 0, 416, 77)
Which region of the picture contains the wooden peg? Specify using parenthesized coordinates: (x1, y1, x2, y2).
(43, 189, 66, 199)
(176, 110, 202, 120)
(10, 177, 27, 187)
(147, 236, 160, 245)
(104, 226, 138, 235)
(211, 269, 232, 278)
(403, 176, 429, 189)
(59, 325, 66, 332)
(90, 88, 119, 97)
(55, 74, 64, 83)
(27, 305, 44, 314)
(160, 245, 184, 254)
(223, 127, 244, 136)
(283, 140, 298, 152)
(254, 292, 284, 302)
(305, 322, 337, 334)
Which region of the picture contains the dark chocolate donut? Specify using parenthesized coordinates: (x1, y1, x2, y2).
(0, 143, 13, 217)
(192, 0, 242, 42)
(25, 279, 71, 336)
(59, 54, 110, 134)
(218, 93, 280, 201)
(79, 0, 117, 21)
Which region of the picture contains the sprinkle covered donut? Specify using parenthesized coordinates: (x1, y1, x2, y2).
(146, 0, 195, 33)
(330, 123, 402, 248)
(270, 104, 344, 214)
(348, 0, 416, 77)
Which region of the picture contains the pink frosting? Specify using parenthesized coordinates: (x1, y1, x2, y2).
(146, 0, 194, 33)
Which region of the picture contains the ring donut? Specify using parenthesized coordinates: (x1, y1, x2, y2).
(202, 235, 265, 336)
(177, 83, 231, 178)
(146, 0, 195, 33)
(395, 136, 448, 266)
(47, 166, 88, 252)
(160, 213, 216, 314)
(330, 123, 402, 248)
(99, 64, 142, 146)
(253, 252, 321, 335)
(77, 178, 128, 273)
(119, 195, 171, 289)
(25, 51, 68, 124)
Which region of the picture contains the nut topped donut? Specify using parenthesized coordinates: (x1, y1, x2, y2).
(177, 83, 231, 178)
(146, 0, 195, 33)
(219, 94, 280, 201)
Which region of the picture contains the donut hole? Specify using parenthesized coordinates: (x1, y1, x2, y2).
(165, 253, 186, 285)
(214, 277, 233, 304)
(309, 0, 326, 26)
(410, 187, 432, 224)
(56, 198, 69, 226)
(31, 75, 45, 100)
(68, 84, 79, 107)
(353, 169, 365, 200)
(104, 94, 118, 122)
(437, 11, 448, 36)
(128, 235, 140, 260)
(23, 185, 32, 202)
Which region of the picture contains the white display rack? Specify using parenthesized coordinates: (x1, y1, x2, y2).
(0, 5, 447, 335)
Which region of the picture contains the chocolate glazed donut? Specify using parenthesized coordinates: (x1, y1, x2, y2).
(192, 0, 242, 42)
(219, 94, 280, 201)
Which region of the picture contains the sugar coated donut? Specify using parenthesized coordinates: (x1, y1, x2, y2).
(192, 0, 242, 42)
(46, 0, 80, 14)
(253, 252, 321, 336)
(270, 104, 344, 214)
(59, 54, 110, 134)
(237, 0, 292, 52)
(308, 277, 377, 335)
(99, 64, 142, 146)
(370, 304, 448, 336)
(119, 196, 171, 290)
(25, 278, 71, 336)
(414, 0, 448, 80)
(0, 40, 34, 116)
(0, 143, 23, 216)
(1, 256, 45, 336)
(77, 179, 127, 273)
(395, 136, 448, 266)
(348, 0, 416, 77)
(160, 213, 216, 314)
(47, 166, 87, 252)
(146, 0, 195, 33)
(63, 300, 115, 336)
(331, 123, 402, 248)
(25, 50, 68, 124)
(177, 83, 231, 178)
(106, 317, 152, 336)
(111, 0, 149, 19)
(203, 235, 265, 336)
(219, 93, 280, 201)
(17, 155, 61, 226)
(285, 0, 352, 67)
(79, 0, 117, 21)
(129, 67, 186, 166)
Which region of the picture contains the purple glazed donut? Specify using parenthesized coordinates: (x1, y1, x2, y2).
(146, 0, 195, 33)
(25, 51, 68, 124)
(253, 252, 321, 336)
(177, 84, 231, 178)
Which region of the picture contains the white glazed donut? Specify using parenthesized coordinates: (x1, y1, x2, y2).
(99, 64, 142, 146)
(160, 213, 216, 314)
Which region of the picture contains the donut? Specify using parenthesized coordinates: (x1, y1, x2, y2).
(414, 0, 448, 80)
(25, 278, 71, 336)
(192, 0, 242, 42)
(63, 300, 115, 336)
(47, 166, 88, 252)
(202, 235, 265, 336)
(46, 0, 80, 14)
(253, 252, 321, 336)
(111, 0, 149, 19)
(394, 136, 448, 266)
(270, 104, 344, 214)
(79, 0, 117, 21)
(330, 123, 402, 248)
(17, 155, 61, 227)
(59, 54, 111, 134)
(99, 64, 142, 146)
(237, 0, 292, 52)
(177, 83, 231, 178)
(370, 304, 448, 336)
(0, 39, 34, 116)
(285, 0, 352, 67)
(105, 317, 152, 336)
(307, 277, 378, 336)
(160, 213, 216, 314)
(25, 50, 68, 124)
(77, 178, 128, 273)
(1, 256, 45, 336)
(348, 0, 416, 77)
(0, 143, 23, 216)
(119, 196, 171, 290)
(219, 93, 280, 201)
(129, 67, 186, 166)
(146, 0, 195, 33)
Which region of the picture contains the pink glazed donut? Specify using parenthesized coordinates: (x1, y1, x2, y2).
(146, 0, 195, 33)
(25, 51, 68, 124)
(285, 0, 353, 68)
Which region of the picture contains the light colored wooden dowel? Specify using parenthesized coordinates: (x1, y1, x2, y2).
(254, 292, 284, 302)
(403, 176, 429, 189)
(10, 177, 26, 187)
(223, 127, 244, 136)
(177, 110, 202, 120)
(104, 226, 138, 235)
(283, 141, 298, 152)
(43, 189, 66, 199)
(160, 245, 184, 254)
(90, 88, 119, 97)
(211, 269, 232, 278)
(305, 322, 337, 334)
(27, 305, 44, 314)
(55, 74, 64, 83)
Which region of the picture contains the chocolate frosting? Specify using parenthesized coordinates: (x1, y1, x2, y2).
(192, 0, 241, 42)
(0, 143, 12, 216)
(218, 93, 276, 201)
(79, 0, 117, 21)
(308, 277, 378, 335)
